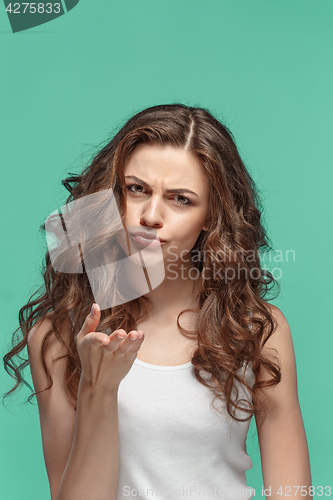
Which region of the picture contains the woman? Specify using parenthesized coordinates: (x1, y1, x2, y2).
(3, 104, 311, 500)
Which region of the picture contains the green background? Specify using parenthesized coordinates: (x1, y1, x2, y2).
(1, 0, 332, 498)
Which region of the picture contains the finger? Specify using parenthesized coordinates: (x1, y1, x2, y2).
(84, 331, 111, 348)
(83, 329, 140, 376)
(90, 328, 127, 349)
(102, 329, 128, 352)
(115, 330, 145, 355)
(76, 303, 101, 345)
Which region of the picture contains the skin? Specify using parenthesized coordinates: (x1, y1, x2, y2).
(120, 143, 211, 364)
(122, 143, 210, 313)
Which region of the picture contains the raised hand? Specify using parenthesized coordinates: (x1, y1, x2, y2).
(76, 303, 144, 394)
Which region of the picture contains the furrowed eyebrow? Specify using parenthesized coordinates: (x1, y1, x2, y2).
(124, 175, 199, 197)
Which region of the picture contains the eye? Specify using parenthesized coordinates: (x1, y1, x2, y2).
(174, 194, 192, 206)
(126, 184, 146, 194)
(126, 184, 192, 206)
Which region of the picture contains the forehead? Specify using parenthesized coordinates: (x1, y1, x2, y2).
(124, 144, 208, 191)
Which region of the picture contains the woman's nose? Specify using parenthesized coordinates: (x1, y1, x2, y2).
(139, 197, 164, 228)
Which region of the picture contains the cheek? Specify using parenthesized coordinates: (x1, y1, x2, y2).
(172, 217, 204, 242)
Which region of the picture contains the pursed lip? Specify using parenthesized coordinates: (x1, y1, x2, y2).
(130, 231, 166, 242)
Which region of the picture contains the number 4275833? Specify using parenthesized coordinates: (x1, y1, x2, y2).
(5, 3, 61, 14)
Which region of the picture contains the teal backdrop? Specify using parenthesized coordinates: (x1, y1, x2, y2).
(1, 0, 332, 498)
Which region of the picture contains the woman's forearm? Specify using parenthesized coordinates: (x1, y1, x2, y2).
(57, 381, 119, 500)
(259, 407, 312, 500)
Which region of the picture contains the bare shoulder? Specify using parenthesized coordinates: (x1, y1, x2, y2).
(254, 303, 293, 355)
(27, 311, 76, 411)
(253, 303, 300, 416)
(253, 302, 288, 330)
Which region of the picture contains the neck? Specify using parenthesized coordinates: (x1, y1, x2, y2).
(142, 261, 202, 318)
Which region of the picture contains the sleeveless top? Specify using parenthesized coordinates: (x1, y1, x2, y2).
(69, 309, 256, 499)
(116, 356, 256, 500)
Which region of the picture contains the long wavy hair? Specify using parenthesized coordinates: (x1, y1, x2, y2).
(2, 103, 281, 427)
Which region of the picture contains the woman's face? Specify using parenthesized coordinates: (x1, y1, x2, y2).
(120, 143, 210, 271)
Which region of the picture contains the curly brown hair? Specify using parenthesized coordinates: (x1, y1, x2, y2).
(2, 103, 281, 427)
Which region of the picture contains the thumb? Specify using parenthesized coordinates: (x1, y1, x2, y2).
(76, 303, 101, 342)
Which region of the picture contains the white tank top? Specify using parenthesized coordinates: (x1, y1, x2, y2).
(116, 357, 256, 500)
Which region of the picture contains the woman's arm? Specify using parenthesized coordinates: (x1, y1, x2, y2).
(57, 378, 119, 500)
(254, 305, 312, 500)
(27, 315, 78, 500)
(27, 307, 144, 500)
